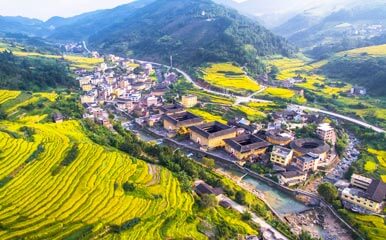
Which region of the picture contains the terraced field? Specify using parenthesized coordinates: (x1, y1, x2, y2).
(0, 90, 20, 104)
(346, 213, 386, 240)
(339, 44, 386, 57)
(201, 63, 260, 94)
(268, 57, 352, 96)
(0, 121, 207, 239)
(188, 108, 227, 124)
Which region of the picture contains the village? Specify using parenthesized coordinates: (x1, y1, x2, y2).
(76, 54, 386, 240)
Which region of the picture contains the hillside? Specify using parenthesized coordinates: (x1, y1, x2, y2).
(88, 0, 295, 74)
(321, 45, 386, 97)
(273, 1, 386, 58)
(0, 50, 75, 91)
(0, 90, 264, 239)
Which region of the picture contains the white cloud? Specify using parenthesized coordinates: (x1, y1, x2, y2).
(0, 0, 134, 20)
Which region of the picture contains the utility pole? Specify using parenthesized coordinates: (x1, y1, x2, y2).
(170, 55, 173, 69)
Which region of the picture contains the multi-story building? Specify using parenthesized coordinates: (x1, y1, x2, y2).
(80, 95, 95, 104)
(279, 171, 307, 187)
(181, 95, 198, 108)
(270, 146, 293, 166)
(189, 122, 237, 149)
(295, 153, 320, 172)
(317, 123, 336, 145)
(224, 134, 271, 161)
(351, 174, 373, 190)
(341, 175, 386, 213)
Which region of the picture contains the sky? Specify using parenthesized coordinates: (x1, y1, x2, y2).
(0, 0, 134, 21)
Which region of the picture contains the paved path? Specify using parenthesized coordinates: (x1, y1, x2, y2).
(136, 59, 385, 133)
(218, 195, 288, 240)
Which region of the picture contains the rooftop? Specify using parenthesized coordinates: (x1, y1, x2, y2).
(224, 134, 271, 153)
(366, 180, 386, 203)
(280, 170, 306, 179)
(296, 153, 320, 163)
(317, 123, 334, 132)
(272, 146, 292, 157)
(159, 104, 185, 114)
(266, 129, 294, 142)
(190, 122, 236, 139)
(290, 138, 330, 155)
(163, 111, 203, 126)
(194, 182, 223, 196)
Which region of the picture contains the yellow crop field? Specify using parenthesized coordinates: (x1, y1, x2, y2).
(268, 58, 352, 96)
(339, 44, 386, 57)
(0, 120, 208, 239)
(5, 96, 41, 114)
(201, 63, 260, 93)
(368, 148, 386, 168)
(7, 50, 102, 70)
(347, 213, 386, 240)
(265, 87, 295, 99)
(188, 108, 227, 124)
(233, 105, 266, 121)
(0, 90, 21, 104)
(64, 55, 103, 70)
(33, 92, 57, 102)
(364, 161, 377, 172)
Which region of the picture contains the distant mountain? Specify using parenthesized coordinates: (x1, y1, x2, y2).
(0, 0, 295, 74)
(0, 16, 44, 35)
(87, 0, 295, 73)
(46, 0, 155, 40)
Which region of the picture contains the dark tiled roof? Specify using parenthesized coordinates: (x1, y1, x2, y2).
(266, 129, 293, 142)
(195, 182, 223, 196)
(159, 104, 185, 114)
(163, 112, 203, 127)
(366, 180, 386, 203)
(224, 134, 271, 153)
(280, 170, 306, 179)
(189, 122, 236, 139)
(290, 138, 330, 155)
(296, 154, 319, 163)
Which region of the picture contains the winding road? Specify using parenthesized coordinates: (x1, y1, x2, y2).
(137, 59, 385, 133)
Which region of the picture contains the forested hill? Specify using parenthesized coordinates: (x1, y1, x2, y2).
(88, 0, 295, 74)
(0, 51, 74, 91)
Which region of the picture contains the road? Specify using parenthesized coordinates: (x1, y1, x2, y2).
(136, 59, 385, 133)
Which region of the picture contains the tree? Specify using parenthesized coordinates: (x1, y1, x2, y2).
(122, 182, 136, 193)
(202, 157, 215, 169)
(241, 211, 252, 221)
(317, 182, 338, 204)
(200, 194, 217, 209)
(299, 230, 320, 240)
(235, 191, 246, 205)
(0, 108, 6, 120)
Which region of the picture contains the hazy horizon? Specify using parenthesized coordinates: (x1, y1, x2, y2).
(0, 0, 134, 21)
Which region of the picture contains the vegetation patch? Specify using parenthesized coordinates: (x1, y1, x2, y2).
(201, 63, 260, 94)
(188, 108, 227, 124)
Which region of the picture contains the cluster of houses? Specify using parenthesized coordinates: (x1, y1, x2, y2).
(151, 101, 339, 188)
(77, 55, 179, 128)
